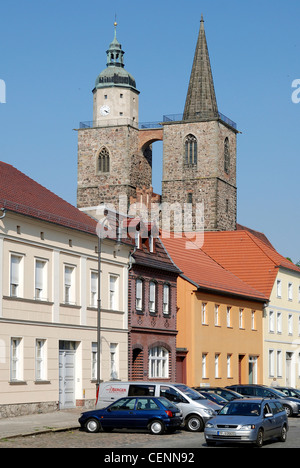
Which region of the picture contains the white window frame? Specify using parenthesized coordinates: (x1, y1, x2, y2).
(239, 309, 244, 329)
(163, 284, 170, 315)
(277, 350, 282, 377)
(90, 271, 98, 308)
(269, 349, 275, 377)
(202, 353, 207, 378)
(226, 306, 231, 327)
(227, 354, 232, 378)
(215, 353, 220, 378)
(110, 343, 119, 380)
(269, 310, 274, 333)
(34, 258, 48, 301)
(10, 337, 23, 381)
(277, 312, 282, 334)
(288, 282, 293, 301)
(109, 275, 119, 310)
(214, 304, 219, 326)
(149, 346, 169, 379)
(202, 303, 207, 325)
(64, 265, 76, 305)
(10, 253, 24, 298)
(35, 339, 47, 381)
(277, 279, 282, 298)
(288, 314, 293, 335)
(136, 279, 143, 311)
(149, 281, 156, 313)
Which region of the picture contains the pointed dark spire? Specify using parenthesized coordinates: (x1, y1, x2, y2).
(183, 15, 218, 121)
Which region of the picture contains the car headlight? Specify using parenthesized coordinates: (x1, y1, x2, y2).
(205, 422, 215, 428)
(203, 408, 215, 416)
(241, 424, 256, 430)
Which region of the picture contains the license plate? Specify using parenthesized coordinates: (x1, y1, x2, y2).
(217, 431, 235, 436)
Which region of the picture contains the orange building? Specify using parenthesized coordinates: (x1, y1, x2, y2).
(161, 235, 268, 388)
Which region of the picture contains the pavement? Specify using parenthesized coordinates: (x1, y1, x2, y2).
(0, 407, 83, 439)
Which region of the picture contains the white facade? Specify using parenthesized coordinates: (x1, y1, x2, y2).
(264, 268, 300, 388)
(0, 210, 131, 416)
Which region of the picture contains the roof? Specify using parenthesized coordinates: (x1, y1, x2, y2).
(201, 229, 300, 298)
(0, 161, 97, 235)
(160, 234, 267, 302)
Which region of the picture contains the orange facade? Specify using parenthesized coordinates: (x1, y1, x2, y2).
(176, 277, 265, 388)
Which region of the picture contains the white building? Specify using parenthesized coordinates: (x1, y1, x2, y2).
(0, 162, 132, 417)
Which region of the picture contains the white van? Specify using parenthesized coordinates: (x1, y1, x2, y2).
(96, 381, 220, 431)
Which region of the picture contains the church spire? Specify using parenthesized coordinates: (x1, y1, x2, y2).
(183, 15, 218, 121)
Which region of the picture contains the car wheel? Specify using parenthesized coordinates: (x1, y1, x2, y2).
(283, 405, 292, 417)
(279, 424, 287, 443)
(149, 419, 165, 435)
(185, 415, 204, 432)
(255, 428, 264, 448)
(85, 418, 101, 433)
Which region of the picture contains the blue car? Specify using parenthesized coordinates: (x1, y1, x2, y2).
(79, 396, 183, 434)
(204, 398, 288, 447)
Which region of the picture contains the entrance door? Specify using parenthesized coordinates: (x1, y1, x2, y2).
(59, 341, 76, 409)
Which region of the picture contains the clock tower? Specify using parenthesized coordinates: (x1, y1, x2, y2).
(93, 22, 139, 126)
(77, 23, 152, 214)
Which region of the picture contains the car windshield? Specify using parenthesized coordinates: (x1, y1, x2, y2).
(174, 384, 206, 400)
(270, 388, 287, 398)
(159, 397, 178, 410)
(219, 402, 261, 417)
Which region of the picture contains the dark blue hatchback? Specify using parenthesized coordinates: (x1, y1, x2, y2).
(79, 396, 183, 434)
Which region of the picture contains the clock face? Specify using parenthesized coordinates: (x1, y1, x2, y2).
(100, 105, 110, 116)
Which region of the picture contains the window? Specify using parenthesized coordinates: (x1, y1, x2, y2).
(251, 310, 256, 330)
(288, 314, 293, 335)
(277, 350, 282, 377)
(288, 283, 293, 301)
(269, 349, 275, 377)
(10, 254, 23, 297)
(202, 303, 207, 325)
(91, 342, 98, 380)
(90, 271, 98, 307)
(277, 312, 282, 334)
(136, 279, 143, 311)
(214, 304, 219, 326)
(109, 275, 118, 310)
(226, 306, 231, 327)
(64, 265, 75, 304)
(224, 137, 230, 173)
(110, 343, 119, 380)
(277, 279, 282, 298)
(269, 310, 274, 333)
(149, 346, 169, 378)
(202, 353, 207, 379)
(35, 259, 47, 301)
(98, 147, 110, 173)
(149, 281, 156, 313)
(184, 134, 197, 166)
(10, 338, 22, 381)
(35, 339, 46, 381)
(239, 309, 244, 329)
(163, 284, 170, 315)
(227, 354, 232, 378)
(215, 353, 220, 378)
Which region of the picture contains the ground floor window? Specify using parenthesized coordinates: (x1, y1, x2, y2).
(149, 346, 169, 378)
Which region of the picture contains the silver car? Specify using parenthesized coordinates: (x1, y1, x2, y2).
(204, 398, 288, 447)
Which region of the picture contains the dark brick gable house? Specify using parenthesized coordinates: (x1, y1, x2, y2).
(127, 221, 180, 382)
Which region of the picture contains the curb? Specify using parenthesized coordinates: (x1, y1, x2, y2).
(0, 425, 80, 441)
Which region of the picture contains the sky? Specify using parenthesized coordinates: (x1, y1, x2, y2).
(0, 0, 299, 262)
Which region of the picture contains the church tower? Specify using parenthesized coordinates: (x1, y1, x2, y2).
(162, 16, 238, 231)
(77, 22, 152, 214)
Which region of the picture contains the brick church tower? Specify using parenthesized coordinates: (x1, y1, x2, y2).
(77, 22, 154, 215)
(162, 15, 238, 231)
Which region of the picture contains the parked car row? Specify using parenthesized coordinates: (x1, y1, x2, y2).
(78, 381, 300, 447)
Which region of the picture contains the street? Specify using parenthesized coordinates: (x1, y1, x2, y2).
(1, 417, 300, 449)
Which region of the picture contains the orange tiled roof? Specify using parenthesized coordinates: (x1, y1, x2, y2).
(0, 162, 97, 235)
(161, 234, 267, 302)
(202, 229, 300, 298)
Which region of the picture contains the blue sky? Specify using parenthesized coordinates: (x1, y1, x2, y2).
(0, 0, 299, 261)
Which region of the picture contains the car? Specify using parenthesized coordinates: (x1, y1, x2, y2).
(203, 387, 245, 402)
(226, 384, 300, 417)
(79, 396, 183, 434)
(274, 386, 300, 400)
(204, 398, 288, 447)
(193, 389, 228, 407)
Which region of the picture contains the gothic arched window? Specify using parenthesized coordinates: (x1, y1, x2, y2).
(224, 137, 230, 174)
(98, 147, 110, 173)
(184, 134, 197, 166)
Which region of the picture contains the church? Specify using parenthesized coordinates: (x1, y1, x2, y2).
(76, 16, 238, 233)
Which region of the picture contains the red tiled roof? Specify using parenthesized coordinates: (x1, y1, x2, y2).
(201, 229, 300, 298)
(0, 162, 97, 235)
(160, 234, 267, 302)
